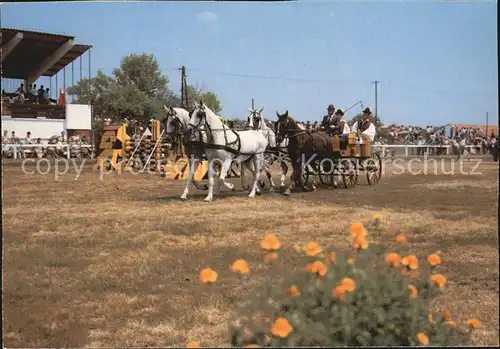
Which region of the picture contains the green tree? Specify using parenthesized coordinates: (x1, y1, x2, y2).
(68, 53, 223, 122)
(67, 70, 118, 120)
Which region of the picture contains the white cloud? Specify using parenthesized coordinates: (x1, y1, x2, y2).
(197, 11, 218, 23)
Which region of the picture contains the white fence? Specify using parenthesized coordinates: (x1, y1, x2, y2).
(3, 144, 93, 160)
(2, 144, 490, 161)
(373, 144, 489, 157)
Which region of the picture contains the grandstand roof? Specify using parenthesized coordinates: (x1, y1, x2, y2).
(1, 28, 92, 80)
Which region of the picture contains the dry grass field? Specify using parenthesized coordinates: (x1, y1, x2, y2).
(2, 158, 499, 347)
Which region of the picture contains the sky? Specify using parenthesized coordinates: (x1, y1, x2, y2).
(1, 1, 498, 126)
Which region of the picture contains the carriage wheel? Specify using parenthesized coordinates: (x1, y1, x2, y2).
(319, 159, 335, 185)
(365, 152, 382, 185)
(341, 159, 358, 189)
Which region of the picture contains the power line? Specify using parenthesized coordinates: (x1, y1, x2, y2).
(187, 68, 368, 85)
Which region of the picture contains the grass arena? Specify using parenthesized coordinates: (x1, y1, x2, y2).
(2, 156, 499, 347)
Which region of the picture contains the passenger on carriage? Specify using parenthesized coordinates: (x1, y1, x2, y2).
(351, 107, 376, 143)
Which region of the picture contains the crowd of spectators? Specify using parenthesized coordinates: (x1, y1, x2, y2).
(1, 82, 57, 106)
(1, 129, 92, 159)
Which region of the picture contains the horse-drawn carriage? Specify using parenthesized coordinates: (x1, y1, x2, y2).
(299, 131, 383, 189)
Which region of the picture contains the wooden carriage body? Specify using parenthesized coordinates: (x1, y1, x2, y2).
(331, 132, 373, 158)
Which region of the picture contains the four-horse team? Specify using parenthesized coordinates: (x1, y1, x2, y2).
(163, 102, 380, 202)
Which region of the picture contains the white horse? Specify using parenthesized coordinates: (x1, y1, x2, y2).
(164, 105, 209, 192)
(247, 107, 290, 191)
(185, 101, 268, 201)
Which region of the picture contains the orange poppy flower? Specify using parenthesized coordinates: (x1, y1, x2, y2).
(351, 222, 367, 238)
(408, 284, 418, 298)
(352, 234, 369, 250)
(401, 255, 419, 270)
(395, 234, 407, 244)
(447, 320, 456, 327)
(260, 233, 281, 251)
(287, 285, 301, 297)
(263, 252, 278, 263)
(200, 267, 218, 284)
(441, 310, 452, 321)
(340, 277, 356, 292)
(427, 254, 442, 266)
(386, 252, 401, 267)
(416, 332, 429, 345)
(186, 341, 200, 348)
(430, 274, 447, 288)
(305, 260, 328, 276)
(271, 317, 293, 338)
(303, 242, 323, 257)
(333, 284, 347, 302)
(326, 252, 336, 264)
(231, 259, 250, 275)
(467, 319, 481, 329)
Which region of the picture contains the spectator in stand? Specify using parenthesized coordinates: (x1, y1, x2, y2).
(26, 84, 34, 98)
(24, 132, 32, 144)
(37, 85, 45, 101)
(31, 84, 38, 103)
(16, 84, 25, 103)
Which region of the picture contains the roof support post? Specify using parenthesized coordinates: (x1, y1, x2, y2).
(27, 39, 75, 85)
(1, 32, 23, 63)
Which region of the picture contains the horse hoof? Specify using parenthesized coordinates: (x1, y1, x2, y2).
(248, 193, 256, 198)
(256, 190, 262, 196)
(203, 197, 213, 202)
(180, 195, 187, 200)
(283, 189, 291, 196)
(269, 187, 275, 193)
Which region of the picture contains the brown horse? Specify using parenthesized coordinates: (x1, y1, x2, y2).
(275, 110, 333, 196)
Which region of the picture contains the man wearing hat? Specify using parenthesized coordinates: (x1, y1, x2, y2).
(352, 107, 376, 142)
(320, 104, 336, 129)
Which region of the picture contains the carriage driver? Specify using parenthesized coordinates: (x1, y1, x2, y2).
(320, 104, 337, 130)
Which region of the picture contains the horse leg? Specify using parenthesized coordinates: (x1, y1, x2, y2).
(265, 164, 276, 192)
(180, 156, 199, 200)
(295, 155, 308, 192)
(248, 154, 263, 198)
(280, 161, 288, 191)
(284, 158, 297, 196)
(204, 160, 216, 202)
(240, 162, 250, 191)
(218, 158, 235, 191)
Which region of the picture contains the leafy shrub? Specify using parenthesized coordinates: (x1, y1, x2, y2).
(195, 215, 481, 347)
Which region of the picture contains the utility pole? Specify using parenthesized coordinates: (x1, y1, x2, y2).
(486, 112, 489, 136)
(252, 98, 255, 110)
(372, 80, 379, 124)
(180, 66, 188, 109)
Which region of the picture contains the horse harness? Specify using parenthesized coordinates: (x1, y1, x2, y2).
(189, 109, 262, 157)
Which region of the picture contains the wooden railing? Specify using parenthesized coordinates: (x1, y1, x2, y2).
(1, 103, 65, 119)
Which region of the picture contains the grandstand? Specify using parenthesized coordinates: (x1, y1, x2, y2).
(1, 28, 93, 140)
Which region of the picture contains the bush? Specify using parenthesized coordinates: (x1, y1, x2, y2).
(194, 216, 481, 347)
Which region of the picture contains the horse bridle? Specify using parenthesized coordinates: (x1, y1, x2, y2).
(188, 108, 207, 130)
